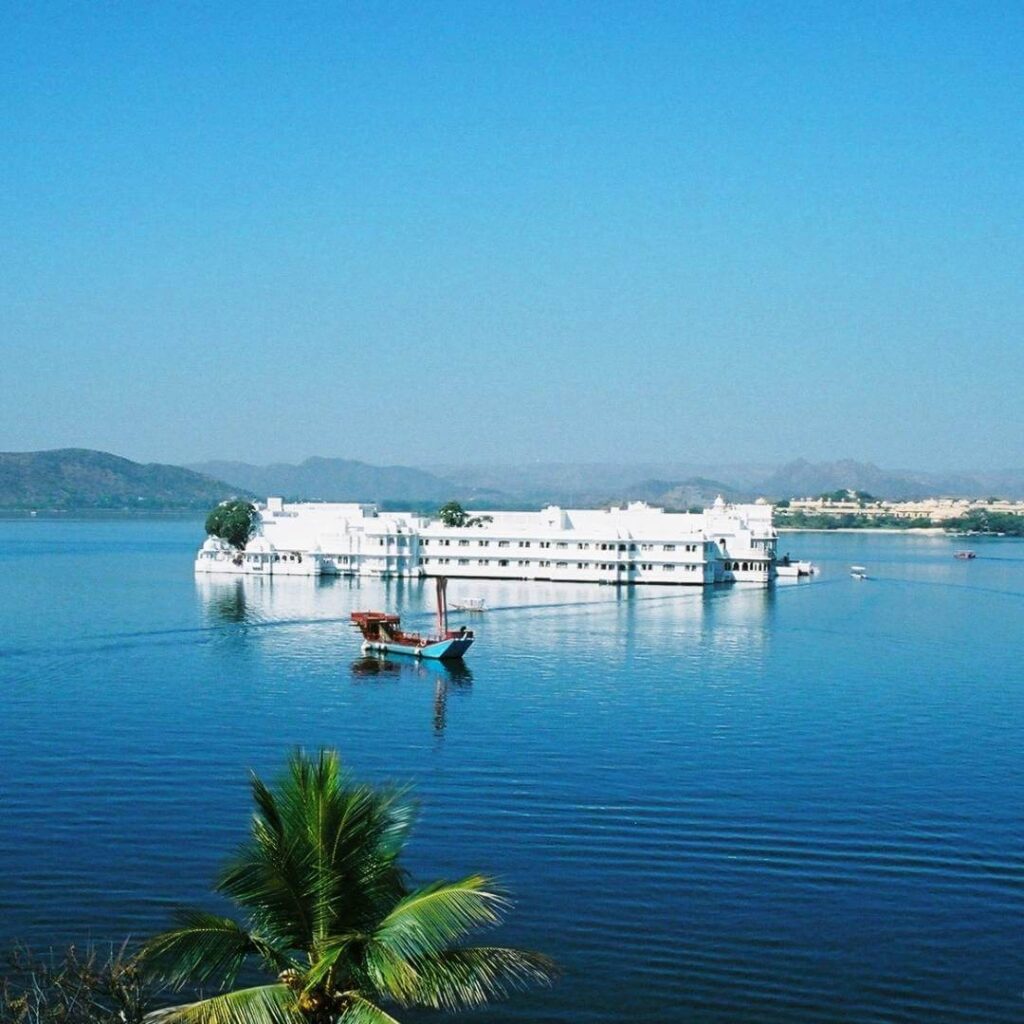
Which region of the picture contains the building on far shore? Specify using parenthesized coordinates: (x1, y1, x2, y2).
(195, 496, 778, 585)
(782, 493, 1024, 523)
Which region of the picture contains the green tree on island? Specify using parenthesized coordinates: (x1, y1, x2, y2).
(437, 501, 492, 528)
(138, 749, 556, 1024)
(205, 500, 258, 550)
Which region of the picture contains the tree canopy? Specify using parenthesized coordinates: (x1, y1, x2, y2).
(138, 749, 556, 1024)
(205, 500, 257, 550)
(437, 501, 493, 529)
(437, 501, 469, 527)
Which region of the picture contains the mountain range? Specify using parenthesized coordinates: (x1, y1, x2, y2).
(4, 449, 1024, 511)
(0, 449, 250, 510)
(192, 456, 1024, 504)
(187, 458, 505, 506)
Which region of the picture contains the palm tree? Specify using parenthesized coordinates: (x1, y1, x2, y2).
(139, 749, 556, 1024)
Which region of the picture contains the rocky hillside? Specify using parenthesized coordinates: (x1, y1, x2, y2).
(0, 449, 249, 510)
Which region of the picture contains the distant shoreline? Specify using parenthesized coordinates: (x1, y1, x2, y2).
(778, 526, 947, 535)
(0, 508, 204, 519)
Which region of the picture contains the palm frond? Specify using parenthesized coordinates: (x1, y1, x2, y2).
(369, 876, 508, 962)
(399, 946, 560, 1011)
(218, 750, 415, 947)
(336, 992, 403, 1024)
(144, 983, 302, 1024)
(301, 934, 359, 991)
(137, 911, 291, 990)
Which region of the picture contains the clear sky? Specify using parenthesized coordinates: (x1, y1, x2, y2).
(2, 2, 1021, 469)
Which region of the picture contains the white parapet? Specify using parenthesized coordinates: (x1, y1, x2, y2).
(194, 496, 777, 585)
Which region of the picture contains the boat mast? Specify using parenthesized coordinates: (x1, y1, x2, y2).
(436, 576, 448, 635)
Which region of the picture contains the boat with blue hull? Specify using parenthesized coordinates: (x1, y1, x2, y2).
(351, 577, 474, 661)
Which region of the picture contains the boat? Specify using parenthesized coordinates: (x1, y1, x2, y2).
(776, 556, 817, 578)
(850, 565, 868, 580)
(953, 550, 976, 560)
(451, 597, 486, 612)
(351, 578, 474, 661)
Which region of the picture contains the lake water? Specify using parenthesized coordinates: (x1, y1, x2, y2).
(1, 519, 1022, 1022)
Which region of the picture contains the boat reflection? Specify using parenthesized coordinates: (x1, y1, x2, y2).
(350, 655, 473, 734)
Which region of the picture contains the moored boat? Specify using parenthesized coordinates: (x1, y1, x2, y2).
(351, 578, 474, 661)
(776, 556, 817, 578)
(953, 550, 976, 560)
(850, 565, 868, 580)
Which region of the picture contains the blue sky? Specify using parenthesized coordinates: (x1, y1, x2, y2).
(2, 2, 1021, 469)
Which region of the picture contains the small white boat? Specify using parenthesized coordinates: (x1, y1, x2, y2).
(451, 597, 486, 612)
(850, 565, 868, 580)
(776, 557, 817, 578)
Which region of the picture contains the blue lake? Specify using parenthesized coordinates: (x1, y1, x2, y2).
(0, 519, 1022, 1022)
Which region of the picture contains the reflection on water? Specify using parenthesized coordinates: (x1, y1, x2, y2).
(203, 578, 249, 624)
(351, 656, 473, 734)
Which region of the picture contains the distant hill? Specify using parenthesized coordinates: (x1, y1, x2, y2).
(758, 459, 933, 500)
(0, 449, 249, 510)
(612, 477, 754, 510)
(188, 457, 507, 505)
(758, 459, 1024, 500)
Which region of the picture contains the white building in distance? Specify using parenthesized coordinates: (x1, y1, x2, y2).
(195, 496, 778, 585)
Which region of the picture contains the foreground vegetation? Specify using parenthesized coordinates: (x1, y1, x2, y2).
(0, 943, 152, 1023)
(139, 749, 556, 1023)
(0, 750, 555, 1024)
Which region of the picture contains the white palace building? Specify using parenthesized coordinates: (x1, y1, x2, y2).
(195, 497, 778, 586)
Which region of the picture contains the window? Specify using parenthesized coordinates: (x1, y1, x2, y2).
(664, 564, 674, 571)
(479, 540, 490, 547)
(556, 561, 567, 568)
(422, 539, 429, 547)
(556, 542, 567, 549)
(458, 558, 469, 565)
(663, 544, 675, 551)
(498, 541, 510, 548)
(499, 559, 509, 567)
(458, 540, 469, 547)
(478, 559, 489, 566)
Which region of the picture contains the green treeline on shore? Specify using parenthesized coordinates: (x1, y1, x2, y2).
(776, 508, 1024, 536)
(777, 510, 935, 530)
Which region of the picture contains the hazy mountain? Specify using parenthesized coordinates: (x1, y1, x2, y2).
(758, 459, 1024, 500)
(188, 457, 507, 504)
(11, 449, 1022, 511)
(0, 449, 248, 510)
(618, 477, 756, 510)
(426, 462, 775, 500)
